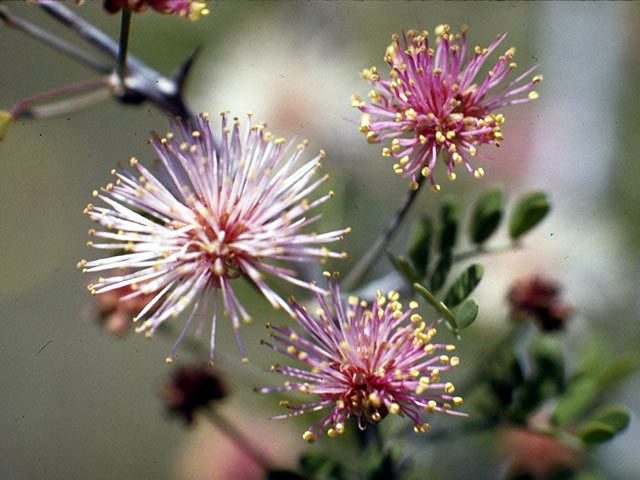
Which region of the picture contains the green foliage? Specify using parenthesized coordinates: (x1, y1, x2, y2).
(429, 250, 452, 291)
(579, 405, 630, 445)
(385, 251, 421, 285)
(443, 264, 484, 307)
(413, 282, 457, 331)
(453, 297, 479, 330)
(509, 191, 551, 239)
(297, 452, 348, 480)
(551, 377, 598, 427)
(408, 216, 433, 277)
(439, 197, 461, 252)
(469, 187, 505, 244)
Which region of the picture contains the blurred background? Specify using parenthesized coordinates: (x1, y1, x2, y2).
(1, 1, 639, 479)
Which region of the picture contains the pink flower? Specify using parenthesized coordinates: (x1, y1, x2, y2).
(353, 25, 542, 191)
(102, 0, 209, 20)
(79, 112, 349, 363)
(259, 274, 465, 442)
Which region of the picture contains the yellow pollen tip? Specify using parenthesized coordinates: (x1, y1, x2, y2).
(473, 168, 485, 179)
(165, 357, 173, 364)
(528, 91, 539, 100)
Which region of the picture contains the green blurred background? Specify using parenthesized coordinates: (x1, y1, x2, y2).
(1, 1, 639, 479)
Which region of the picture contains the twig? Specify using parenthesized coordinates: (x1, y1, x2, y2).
(203, 409, 274, 471)
(452, 243, 520, 263)
(0, 5, 111, 73)
(117, 7, 132, 90)
(10, 77, 111, 118)
(343, 177, 425, 290)
(38, 3, 194, 118)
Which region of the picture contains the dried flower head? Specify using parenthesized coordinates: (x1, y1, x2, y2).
(161, 364, 228, 424)
(102, 0, 209, 20)
(508, 276, 573, 331)
(353, 25, 541, 191)
(79, 112, 350, 363)
(259, 274, 465, 442)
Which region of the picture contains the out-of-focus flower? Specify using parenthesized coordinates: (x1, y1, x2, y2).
(259, 274, 465, 442)
(508, 276, 573, 331)
(500, 427, 580, 479)
(103, 0, 209, 20)
(353, 25, 541, 191)
(78, 112, 349, 363)
(90, 283, 155, 336)
(161, 364, 227, 424)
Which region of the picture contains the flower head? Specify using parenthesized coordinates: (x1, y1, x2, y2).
(259, 274, 465, 442)
(79, 112, 349, 363)
(161, 363, 228, 424)
(508, 276, 573, 331)
(103, 0, 209, 20)
(353, 25, 541, 191)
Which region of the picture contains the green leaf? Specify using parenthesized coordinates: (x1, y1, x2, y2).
(439, 197, 461, 252)
(0, 111, 13, 141)
(589, 405, 630, 433)
(593, 353, 640, 389)
(579, 422, 616, 445)
(551, 377, 598, 427)
(408, 216, 433, 277)
(453, 297, 478, 330)
(429, 251, 452, 292)
(509, 191, 551, 239)
(443, 264, 484, 307)
(413, 282, 457, 331)
(469, 188, 505, 244)
(385, 251, 420, 285)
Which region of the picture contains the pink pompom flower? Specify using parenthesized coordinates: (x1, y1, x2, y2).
(79, 112, 349, 363)
(353, 24, 542, 191)
(259, 274, 465, 442)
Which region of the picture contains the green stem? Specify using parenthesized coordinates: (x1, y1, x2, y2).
(343, 176, 425, 291)
(203, 409, 273, 471)
(452, 243, 520, 264)
(117, 8, 132, 90)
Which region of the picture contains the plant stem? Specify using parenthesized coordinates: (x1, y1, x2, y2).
(10, 78, 111, 118)
(343, 177, 425, 291)
(203, 409, 273, 471)
(38, 3, 193, 117)
(0, 6, 111, 73)
(452, 243, 520, 264)
(117, 8, 132, 90)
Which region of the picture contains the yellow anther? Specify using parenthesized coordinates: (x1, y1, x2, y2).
(409, 301, 419, 310)
(367, 131, 377, 144)
(350, 93, 364, 108)
(450, 356, 460, 367)
(448, 172, 457, 181)
(421, 167, 431, 178)
(430, 184, 441, 193)
(399, 155, 410, 166)
(473, 168, 485, 179)
(409, 181, 419, 191)
(453, 396, 464, 406)
(440, 355, 450, 365)
(389, 403, 400, 414)
(424, 344, 435, 354)
(444, 382, 455, 394)
(419, 134, 427, 145)
(528, 91, 539, 100)
(426, 400, 437, 413)
(435, 131, 446, 143)
(410, 313, 422, 323)
(532, 75, 543, 83)
(446, 130, 456, 140)
(405, 108, 417, 120)
(302, 431, 315, 443)
(382, 147, 391, 157)
(391, 138, 400, 152)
